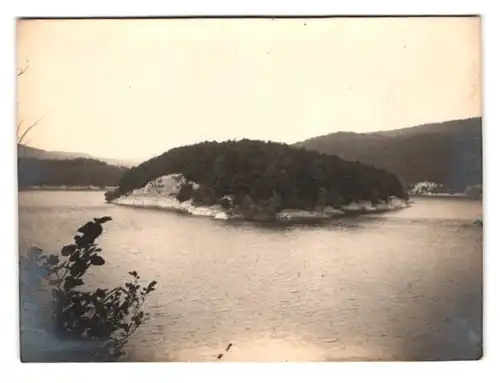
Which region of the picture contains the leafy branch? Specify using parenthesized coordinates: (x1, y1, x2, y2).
(34, 216, 157, 361)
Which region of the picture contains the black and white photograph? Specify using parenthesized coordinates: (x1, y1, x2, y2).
(16, 16, 483, 363)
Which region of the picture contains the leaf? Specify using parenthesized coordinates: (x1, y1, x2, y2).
(64, 278, 84, 290)
(147, 281, 157, 290)
(46, 254, 59, 266)
(119, 301, 130, 312)
(95, 288, 107, 299)
(128, 271, 138, 278)
(77, 222, 103, 244)
(134, 316, 143, 326)
(90, 255, 105, 266)
(94, 216, 112, 224)
(70, 262, 87, 277)
(61, 244, 76, 257)
(69, 251, 80, 262)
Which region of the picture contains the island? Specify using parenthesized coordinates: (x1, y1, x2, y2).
(105, 139, 410, 222)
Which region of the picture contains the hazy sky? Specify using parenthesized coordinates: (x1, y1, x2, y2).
(17, 17, 481, 160)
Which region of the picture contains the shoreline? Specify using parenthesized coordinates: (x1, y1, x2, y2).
(105, 173, 411, 223)
(110, 195, 410, 224)
(408, 193, 481, 200)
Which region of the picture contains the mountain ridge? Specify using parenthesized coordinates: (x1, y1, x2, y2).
(294, 117, 482, 192)
(17, 144, 142, 168)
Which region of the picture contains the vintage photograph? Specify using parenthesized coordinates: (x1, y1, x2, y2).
(17, 16, 482, 362)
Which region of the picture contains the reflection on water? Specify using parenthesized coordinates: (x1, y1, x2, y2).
(18, 192, 483, 361)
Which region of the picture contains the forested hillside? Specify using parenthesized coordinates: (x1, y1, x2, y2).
(109, 139, 407, 210)
(294, 118, 482, 192)
(18, 158, 127, 189)
(18, 144, 141, 168)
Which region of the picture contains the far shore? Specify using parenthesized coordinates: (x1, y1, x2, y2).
(19, 187, 481, 202)
(409, 193, 480, 200)
(19, 186, 114, 192)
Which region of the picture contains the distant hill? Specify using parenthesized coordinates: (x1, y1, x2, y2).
(17, 144, 141, 168)
(294, 118, 482, 192)
(18, 157, 128, 189)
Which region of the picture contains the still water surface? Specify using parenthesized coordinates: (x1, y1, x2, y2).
(18, 192, 483, 361)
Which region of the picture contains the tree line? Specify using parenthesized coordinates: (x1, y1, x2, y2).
(18, 157, 127, 189)
(109, 139, 407, 210)
(295, 117, 482, 193)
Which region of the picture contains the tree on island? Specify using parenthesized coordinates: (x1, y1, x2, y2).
(110, 139, 408, 211)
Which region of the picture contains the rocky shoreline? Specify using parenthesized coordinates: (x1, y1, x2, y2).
(111, 194, 410, 223)
(107, 173, 410, 223)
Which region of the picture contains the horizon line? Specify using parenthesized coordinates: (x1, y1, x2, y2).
(18, 115, 482, 162)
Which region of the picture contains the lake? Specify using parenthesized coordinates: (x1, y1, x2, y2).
(18, 191, 483, 361)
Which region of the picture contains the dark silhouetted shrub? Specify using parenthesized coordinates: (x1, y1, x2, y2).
(34, 216, 157, 360)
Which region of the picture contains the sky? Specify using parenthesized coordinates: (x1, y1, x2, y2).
(17, 17, 481, 161)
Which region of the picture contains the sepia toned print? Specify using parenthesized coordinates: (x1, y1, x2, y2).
(17, 17, 482, 362)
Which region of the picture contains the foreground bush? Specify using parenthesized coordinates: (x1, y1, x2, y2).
(31, 216, 157, 361)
